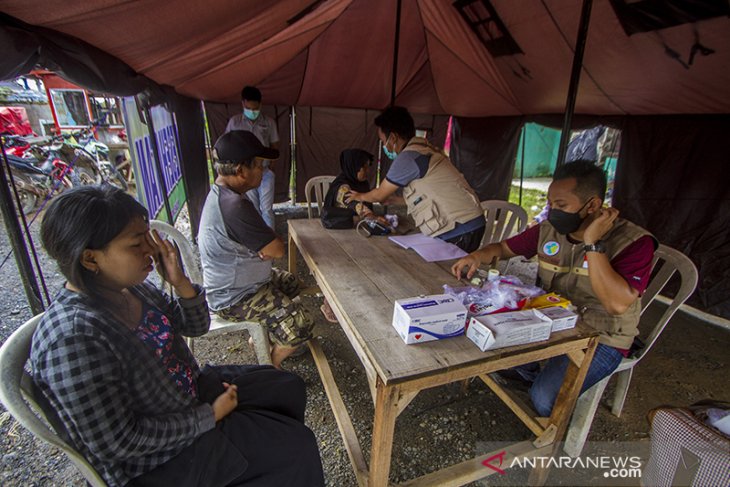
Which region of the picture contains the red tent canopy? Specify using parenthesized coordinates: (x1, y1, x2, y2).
(1, 0, 728, 115)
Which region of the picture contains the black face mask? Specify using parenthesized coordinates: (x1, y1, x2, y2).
(548, 198, 592, 235)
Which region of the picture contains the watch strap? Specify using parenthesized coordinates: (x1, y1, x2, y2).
(584, 240, 606, 253)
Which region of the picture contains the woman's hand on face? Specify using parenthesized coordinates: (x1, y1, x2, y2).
(146, 230, 197, 298)
(212, 383, 238, 421)
(147, 230, 187, 287)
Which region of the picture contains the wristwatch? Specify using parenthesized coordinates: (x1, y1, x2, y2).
(583, 240, 607, 254)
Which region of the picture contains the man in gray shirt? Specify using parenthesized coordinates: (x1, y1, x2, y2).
(197, 130, 313, 368)
(225, 86, 280, 229)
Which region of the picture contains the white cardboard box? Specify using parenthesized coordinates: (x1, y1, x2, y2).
(392, 294, 467, 344)
(466, 309, 552, 351)
(539, 306, 579, 332)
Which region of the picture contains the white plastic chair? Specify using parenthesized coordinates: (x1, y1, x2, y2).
(0, 314, 108, 486)
(305, 175, 335, 219)
(564, 244, 698, 457)
(480, 200, 528, 246)
(149, 220, 272, 365)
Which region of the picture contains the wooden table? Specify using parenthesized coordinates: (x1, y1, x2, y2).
(288, 220, 598, 486)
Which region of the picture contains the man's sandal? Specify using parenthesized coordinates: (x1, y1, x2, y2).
(320, 303, 338, 323)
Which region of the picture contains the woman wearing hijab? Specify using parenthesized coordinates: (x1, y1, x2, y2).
(323, 148, 386, 223)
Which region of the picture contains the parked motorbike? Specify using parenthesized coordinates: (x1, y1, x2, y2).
(63, 128, 128, 190)
(24, 140, 100, 188)
(1, 135, 31, 157)
(3, 152, 73, 215)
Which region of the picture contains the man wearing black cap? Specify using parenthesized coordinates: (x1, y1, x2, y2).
(197, 130, 314, 368)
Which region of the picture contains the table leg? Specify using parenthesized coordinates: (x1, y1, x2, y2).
(308, 338, 369, 485)
(528, 337, 599, 486)
(288, 232, 297, 275)
(369, 377, 401, 486)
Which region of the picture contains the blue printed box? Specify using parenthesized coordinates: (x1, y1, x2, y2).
(392, 294, 468, 344)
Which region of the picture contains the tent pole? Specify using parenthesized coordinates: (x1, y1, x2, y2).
(556, 0, 593, 168)
(376, 140, 382, 187)
(0, 142, 44, 315)
(143, 106, 173, 223)
(289, 106, 297, 204)
(519, 124, 526, 206)
(201, 101, 216, 180)
(389, 0, 403, 106)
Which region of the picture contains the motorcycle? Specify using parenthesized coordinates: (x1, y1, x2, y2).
(1, 135, 31, 157)
(3, 152, 73, 215)
(24, 139, 100, 188)
(63, 127, 128, 190)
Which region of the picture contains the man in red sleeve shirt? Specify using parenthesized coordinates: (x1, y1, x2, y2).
(452, 160, 656, 416)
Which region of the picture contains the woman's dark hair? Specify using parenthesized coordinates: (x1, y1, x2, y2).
(41, 185, 148, 298)
(374, 106, 416, 140)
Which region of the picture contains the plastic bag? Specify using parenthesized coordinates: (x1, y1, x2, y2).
(443, 275, 545, 317)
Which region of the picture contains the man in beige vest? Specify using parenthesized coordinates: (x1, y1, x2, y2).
(346, 106, 485, 252)
(452, 160, 657, 416)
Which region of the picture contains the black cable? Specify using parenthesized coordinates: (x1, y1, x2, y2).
(0, 138, 51, 305)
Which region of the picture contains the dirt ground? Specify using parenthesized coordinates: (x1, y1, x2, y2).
(0, 206, 727, 486)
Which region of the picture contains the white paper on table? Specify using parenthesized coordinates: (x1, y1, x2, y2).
(389, 232, 467, 262)
(412, 241, 467, 262)
(388, 233, 437, 249)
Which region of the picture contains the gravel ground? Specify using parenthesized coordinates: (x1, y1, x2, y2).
(0, 203, 727, 486)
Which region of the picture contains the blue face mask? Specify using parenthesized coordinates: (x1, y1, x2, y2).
(382, 135, 398, 160)
(243, 108, 260, 121)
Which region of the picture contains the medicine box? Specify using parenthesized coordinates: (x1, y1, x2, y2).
(466, 309, 552, 351)
(539, 306, 578, 332)
(392, 294, 467, 344)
